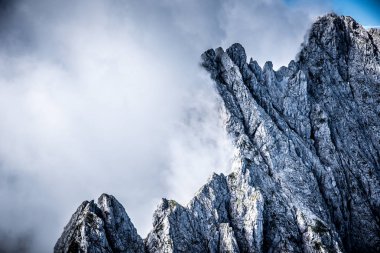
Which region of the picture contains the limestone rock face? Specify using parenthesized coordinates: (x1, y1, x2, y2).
(55, 14, 380, 253)
(54, 194, 144, 253)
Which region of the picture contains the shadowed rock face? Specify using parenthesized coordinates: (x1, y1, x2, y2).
(55, 14, 380, 253)
(54, 194, 145, 253)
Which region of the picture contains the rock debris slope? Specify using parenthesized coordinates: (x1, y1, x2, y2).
(55, 14, 380, 253)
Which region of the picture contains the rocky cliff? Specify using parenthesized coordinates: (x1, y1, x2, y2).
(55, 14, 380, 253)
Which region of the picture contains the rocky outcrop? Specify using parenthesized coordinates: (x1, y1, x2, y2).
(55, 14, 380, 252)
(54, 194, 144, 253)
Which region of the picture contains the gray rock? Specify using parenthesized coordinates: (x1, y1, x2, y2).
(218, 223, 239, 253)
(98, 194, 145, 253)
(55, 195, 144, 253)
(54, 201, 112, 253)
(56, 13, 380, 253)
(145, 198, 206, 253)
(202, 13, 379, 253)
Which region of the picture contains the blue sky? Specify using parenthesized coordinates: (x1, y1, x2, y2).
(285, 0, 380, 26)
(333, 0, 380, 26)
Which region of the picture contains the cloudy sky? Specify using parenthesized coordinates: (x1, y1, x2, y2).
(0, 0, 378, 252)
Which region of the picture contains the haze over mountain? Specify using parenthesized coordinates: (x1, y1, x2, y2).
(0, 1, 334, 252)
(55, 14, 380, 253)
(0, 1, 379, 252)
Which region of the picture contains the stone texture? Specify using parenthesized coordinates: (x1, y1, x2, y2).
(56, 14, 380, 253)
(201, 13, 379, 253)
(54, 201, 112, 253)
(97, 194, 145, 253)
(55, 195, 144, 253)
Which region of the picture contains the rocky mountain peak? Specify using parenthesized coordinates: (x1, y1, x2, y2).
(55, 194, 144, 253)
(55, 14, 380, 253)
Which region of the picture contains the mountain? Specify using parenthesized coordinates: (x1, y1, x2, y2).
(55, 13, 380, 253)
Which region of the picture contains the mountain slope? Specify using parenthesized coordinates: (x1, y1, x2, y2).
(55, 14, 380, 253)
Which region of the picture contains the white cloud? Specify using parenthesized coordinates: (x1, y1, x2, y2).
(0, 0, 329, 252)
(219, 0, 331, 68)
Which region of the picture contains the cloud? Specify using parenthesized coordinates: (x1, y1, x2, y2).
(218, 0, 332, 68)
(0, 0, 329, 252)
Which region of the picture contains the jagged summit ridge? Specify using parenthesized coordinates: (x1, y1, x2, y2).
(55, 14, 380, 253)
(54, 194, 145, 253)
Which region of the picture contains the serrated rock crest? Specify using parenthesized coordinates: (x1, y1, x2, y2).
(56, 14, 380, 253)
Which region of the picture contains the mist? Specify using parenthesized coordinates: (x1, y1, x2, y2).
(0, 0, 330, 252)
